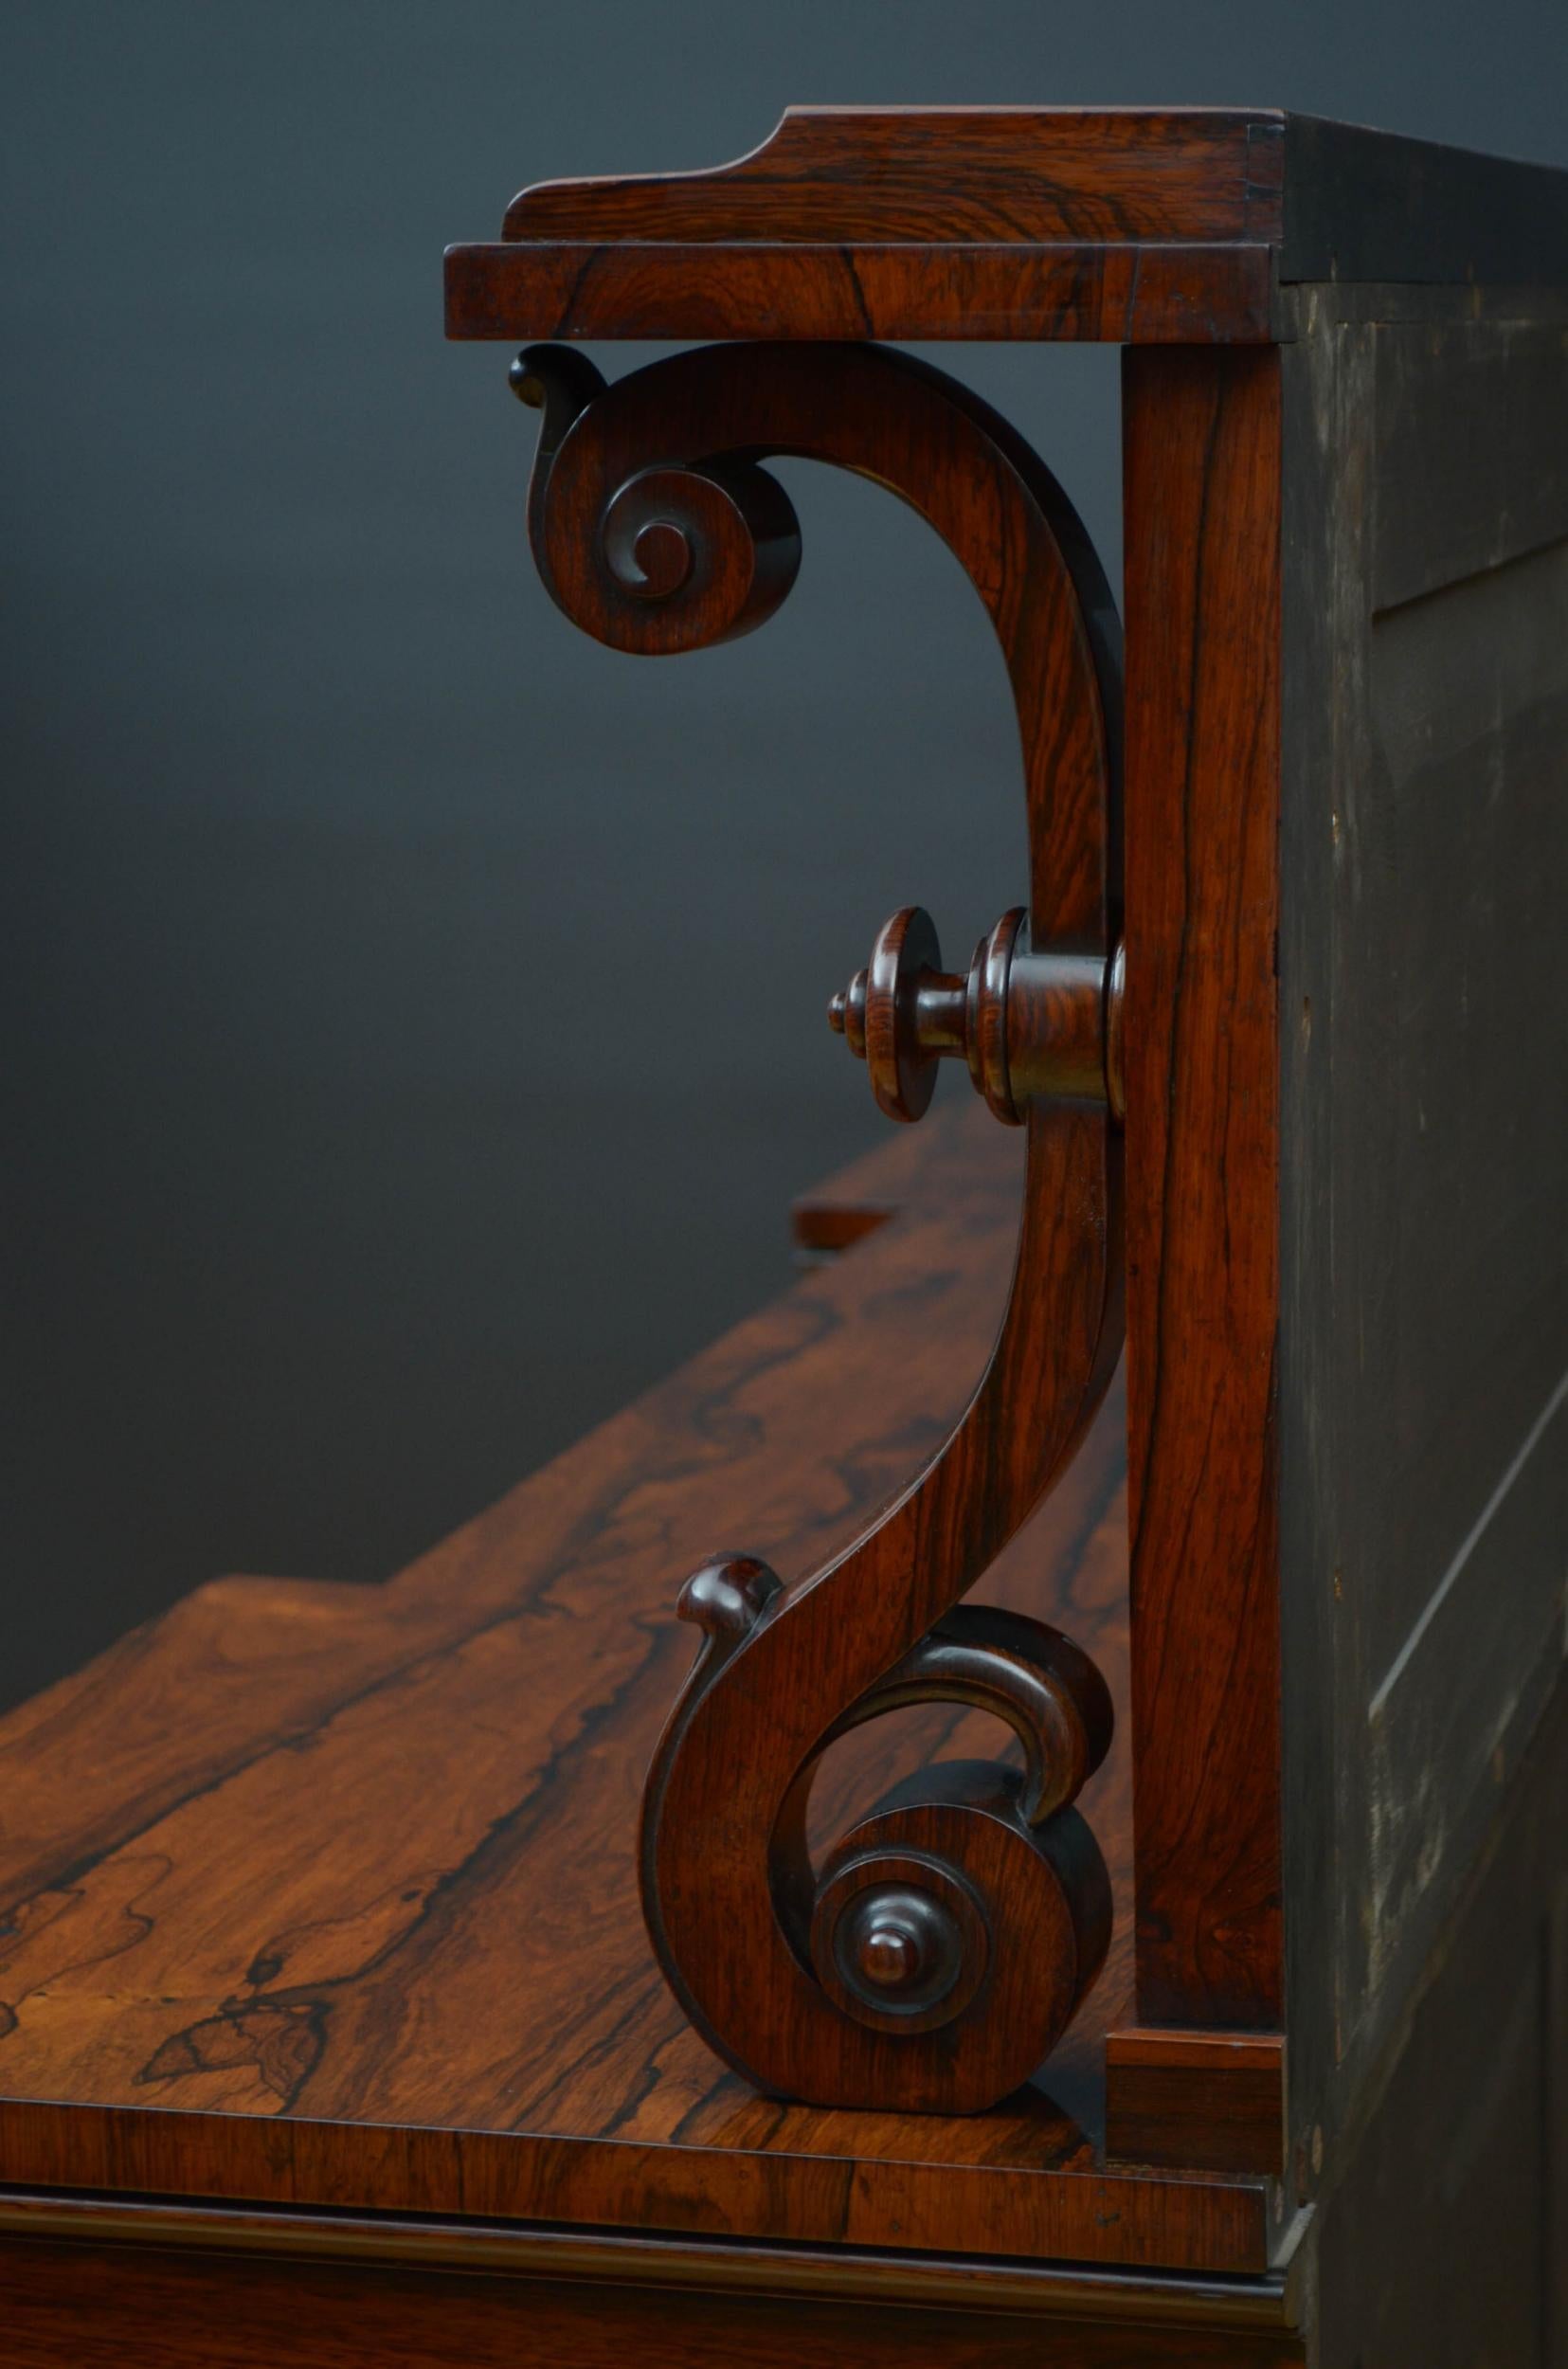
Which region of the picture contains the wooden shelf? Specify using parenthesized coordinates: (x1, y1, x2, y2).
(443, 105, 1568, 346)
(0, 1105, 1274, 2276)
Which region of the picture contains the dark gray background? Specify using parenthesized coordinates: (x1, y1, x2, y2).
(4, 2, 1564, 1712)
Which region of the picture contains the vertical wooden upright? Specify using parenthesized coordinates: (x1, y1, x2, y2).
(1120, 346, 1284, 2033)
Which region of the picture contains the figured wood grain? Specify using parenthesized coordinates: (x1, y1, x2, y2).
(0, 1118, 1024, 1909)
(0, 1107, 1272, 2274)
(445, 106, 1568, 351)
(1121, 345, 1284, 2033)
(514, 335, 1125, 2113)
(500, 110, 1289, 245)
(0, 2090, 1271, 2271)
(442, 240, 1277, 346)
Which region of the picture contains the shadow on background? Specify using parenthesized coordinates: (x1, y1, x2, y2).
(3, 1, 1563, 1709)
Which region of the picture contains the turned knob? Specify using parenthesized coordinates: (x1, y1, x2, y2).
(829, 906, 1124, 1126)
(834, 1886, 965, 2016)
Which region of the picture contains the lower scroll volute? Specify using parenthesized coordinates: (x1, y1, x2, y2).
(642, 1571, 1115, 2115)
(808, 1773, 1113, 2075)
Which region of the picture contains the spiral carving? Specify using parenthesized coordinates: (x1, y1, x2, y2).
(515, 339, 1124, 2112)
(514, 346, 801, 652)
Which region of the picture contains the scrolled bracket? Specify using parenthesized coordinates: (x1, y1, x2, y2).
(514, 338, 1124, 2113)
(513, 342, 802, 651)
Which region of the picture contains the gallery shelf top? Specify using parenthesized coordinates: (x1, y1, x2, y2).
(444, 106, 1568, 348)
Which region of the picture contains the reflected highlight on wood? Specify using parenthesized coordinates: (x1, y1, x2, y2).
(515, 337, 1125, 2111)
(0, 1106, 1276, 2275)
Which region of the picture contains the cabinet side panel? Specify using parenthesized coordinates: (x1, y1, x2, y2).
(1278, 308, 1376, 2191)
(1280, 300, 1568, 2191)
(1370, 323, 1568, 609)
(1312, 1688, 1568, 2369)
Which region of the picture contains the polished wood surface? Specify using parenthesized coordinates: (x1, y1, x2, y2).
(0, 2186, 1299, 2329)
(444, 105, 1568, 348)
(0, 2229, 1305, 2369)
(444, 237, 1276, 347)
(502, 109, 1288, 244)
(445, 105, 1279, 346)
(1121, 345, 1284, 2034)
(1106, 2031, 1286, 2175)
(515, 334, 1125, 2115)
(0, 1105, 1273, 2274)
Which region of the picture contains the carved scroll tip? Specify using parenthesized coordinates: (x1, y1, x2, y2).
(509, 343, 608, 452)
(827, 990, 847, 1035)
(677, 1554, 783, 1641)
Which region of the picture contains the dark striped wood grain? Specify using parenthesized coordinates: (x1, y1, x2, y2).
(0, 2225, 1305, 2369)
(1121, 344, 1285, 2034)
(442, 241, 1276, 346)
(445, 106, 1568, 351)
(499, 109, 1287, 246)
(0, 1105, 1273, 2275)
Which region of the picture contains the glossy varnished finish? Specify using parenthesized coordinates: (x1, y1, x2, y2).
(1120, 346, 1285, 2038)
(515, 335, 1125, 2114)
(501, 110, 1289, 244)
(0, 2231, 1305, 2369)
(1106, 2031, 1286, 2175)
(445, 105, 1283, 346)
(444, 104, 1568, 347)
(0, 2189, 1307, 2329)
(0, 1108, 1272, 2274)
(443, 238, 1277, 346)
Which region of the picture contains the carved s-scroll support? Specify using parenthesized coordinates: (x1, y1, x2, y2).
(514, 339, 1123, 2112)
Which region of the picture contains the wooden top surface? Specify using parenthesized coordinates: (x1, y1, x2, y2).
(0, 1106, 1274, 2276)
(444, 106, 1568, 347)
(503, 109, 1288, 246)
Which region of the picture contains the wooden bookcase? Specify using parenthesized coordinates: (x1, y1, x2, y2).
(1, 108, 1563, 2367)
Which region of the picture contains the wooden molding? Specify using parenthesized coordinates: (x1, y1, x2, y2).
(0, 2189, 1299, 2330)
(442, 240, 1277, 347)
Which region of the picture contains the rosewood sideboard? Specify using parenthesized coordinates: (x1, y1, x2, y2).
(2, 108, 1565, 2368)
